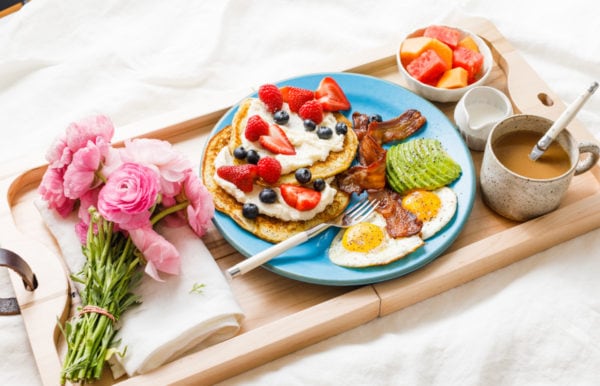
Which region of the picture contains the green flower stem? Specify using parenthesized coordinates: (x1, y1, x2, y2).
(60, 210, 143, 384)
(151, 201, 189, 225)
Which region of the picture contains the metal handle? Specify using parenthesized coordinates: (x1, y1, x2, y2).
(0, 248, 38, 315)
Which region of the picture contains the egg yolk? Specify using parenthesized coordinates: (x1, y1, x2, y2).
(342, 222, 385, 253)
(402, 190, 441, 222)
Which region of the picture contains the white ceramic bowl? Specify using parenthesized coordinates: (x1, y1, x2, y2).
(397, 26, 493, 103)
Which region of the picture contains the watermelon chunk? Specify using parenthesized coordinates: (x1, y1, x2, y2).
(452, 46, 484, 83)
(400, 36, 453, 68)
(423, 25, 461, 49)
(406, 49, 449, 85)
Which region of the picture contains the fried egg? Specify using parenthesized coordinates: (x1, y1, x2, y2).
(401, 187, 457, 240)
(328, 211, 424, 268)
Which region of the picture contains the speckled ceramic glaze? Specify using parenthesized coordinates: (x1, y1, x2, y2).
(480, 114, 599, 221)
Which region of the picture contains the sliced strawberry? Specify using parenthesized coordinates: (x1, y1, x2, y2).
(216, 164, 258, 192)
(245, 115, 270, 141)
(315, 76, 351, 111)
(298, 99, 324, 124)
(280, 184, 321, 211)
(280, 86, 315, 113)
(259, 124, 296, 155)
(257, 156, 282, 184)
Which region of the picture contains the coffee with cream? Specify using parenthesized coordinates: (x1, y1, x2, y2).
(493, 130, 571, 179)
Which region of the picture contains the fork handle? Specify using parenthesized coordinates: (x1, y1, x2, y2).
(226, 224, 328, 278)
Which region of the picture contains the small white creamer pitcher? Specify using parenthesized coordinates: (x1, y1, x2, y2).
(454, 86, 513, 151)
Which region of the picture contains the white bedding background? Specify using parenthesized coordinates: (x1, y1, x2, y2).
(1, 1, 600, 385)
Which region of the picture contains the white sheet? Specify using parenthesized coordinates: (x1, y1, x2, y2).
(1, 1, 599, 385)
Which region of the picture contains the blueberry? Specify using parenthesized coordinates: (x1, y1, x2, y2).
(273, 110, 289, 124)
(233, 146, 247, 160)
(313, 178, 326, 192)
(246, 149, 260, 164)
(369, 114, 383, 123)
(303, 119, 316, 131)
(335, 122, 348, 135)
(242, 203, 259, 219)
(316, 126, 333, 139)
(295, 168, 312, 184)
(259, 188, 277, 203)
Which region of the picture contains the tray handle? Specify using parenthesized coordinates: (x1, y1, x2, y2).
(0, 248, 38, 315)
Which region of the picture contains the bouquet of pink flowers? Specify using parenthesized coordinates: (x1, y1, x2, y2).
(38, 115, 214, 383)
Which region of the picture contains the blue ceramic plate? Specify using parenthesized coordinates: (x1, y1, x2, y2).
(205, 72, 475, 286)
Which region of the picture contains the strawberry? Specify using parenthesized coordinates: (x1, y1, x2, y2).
(315, 76, 351, 111)
(245, 115, 270, 141)
(259, 124, 296, 155)
(280, 184, 321, 211)
(257, 156, 282, 184)
(258, 84, 283, 113)
(280, 86, 315, 113)
(216, 164, 258, 193)
(298, 99, 324, 124)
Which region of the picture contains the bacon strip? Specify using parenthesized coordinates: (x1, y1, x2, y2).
(336, 153, 386, 193)
(352, 112, 371, 141)
(368, 109, 427, 144)
(338, 109, 426, 195)
(369, 189, 422, 238)
(338, 109, 428, 237)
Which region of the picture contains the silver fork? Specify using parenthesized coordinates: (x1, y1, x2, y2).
(226, 197, 380, 278)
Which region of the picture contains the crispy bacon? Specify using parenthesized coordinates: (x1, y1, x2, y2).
(369, 189, 422, 238)
(357, 132, 384, 166)
(352, 112, 371, 141)
(337, 131, 387, 193)
(339, 109, 426, 195)
(336, 155, 386, 193)
(368, 109, 427, 144)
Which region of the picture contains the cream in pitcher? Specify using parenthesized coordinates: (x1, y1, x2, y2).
(454, 86, 513, 151)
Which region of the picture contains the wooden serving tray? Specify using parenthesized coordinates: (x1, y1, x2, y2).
(3, 16, 600, 385)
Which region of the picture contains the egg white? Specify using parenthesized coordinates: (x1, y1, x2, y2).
(328, 211, 424, 268)
(419, 187, 457, 240)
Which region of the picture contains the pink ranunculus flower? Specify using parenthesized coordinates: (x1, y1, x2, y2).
(97, 162, 160, 230)
(129, 226, 180, 281)
(183, 170, 214, 237)
(65, 115, 115, 153)
(45, 134, 72, 169)
(38, 166, 76, 218)
(63, 138, 109, 200)
(120, 138, 192, 197)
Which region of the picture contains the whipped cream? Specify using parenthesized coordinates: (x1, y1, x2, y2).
(240, 98, 345, 174)
(213, 147, 337, 221)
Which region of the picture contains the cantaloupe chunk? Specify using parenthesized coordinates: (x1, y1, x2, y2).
(457, 36, 479, 53)
(400, 36, 453, 68)
(436, 67, 468, 89)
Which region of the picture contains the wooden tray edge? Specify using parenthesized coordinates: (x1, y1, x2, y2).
(373, 16, 600, 314)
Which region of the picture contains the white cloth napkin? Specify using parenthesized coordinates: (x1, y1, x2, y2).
(34, 199, 244, 378)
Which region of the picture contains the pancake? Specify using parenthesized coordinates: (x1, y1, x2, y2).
(228, 98, 358, 185)
(202, 126, 351, 243)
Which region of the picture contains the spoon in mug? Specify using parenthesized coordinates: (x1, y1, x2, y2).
(529, 81, 598, 161)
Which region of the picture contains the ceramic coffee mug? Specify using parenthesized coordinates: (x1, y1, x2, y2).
(480, 114, 599, 221)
